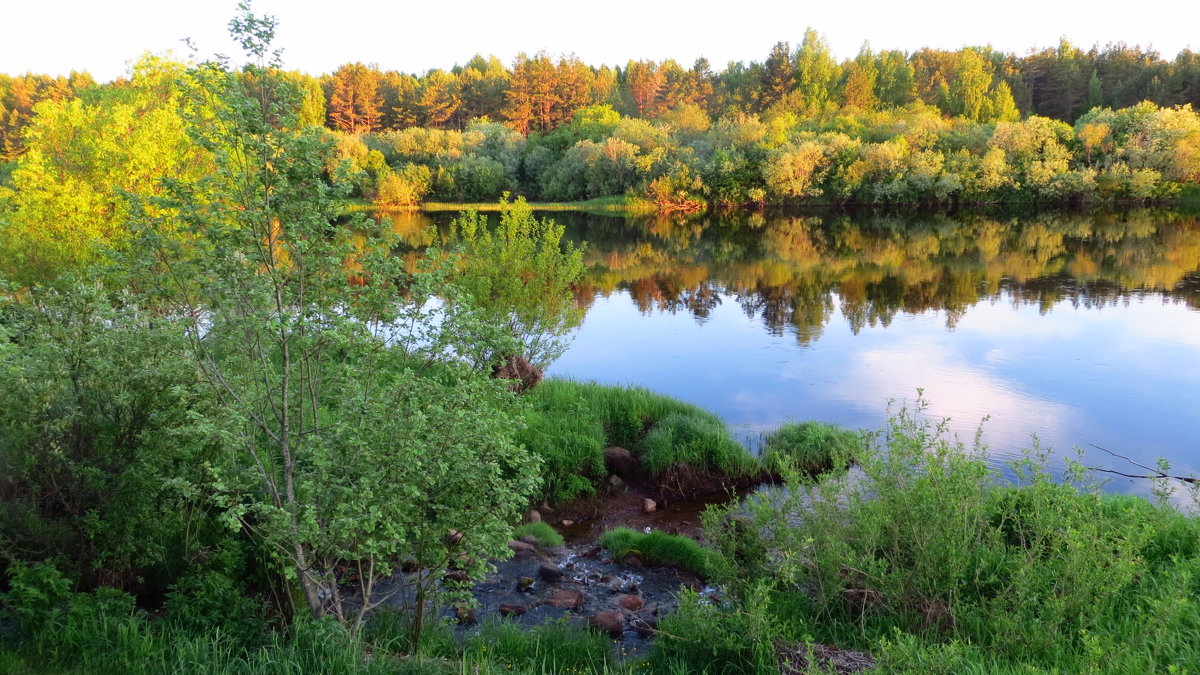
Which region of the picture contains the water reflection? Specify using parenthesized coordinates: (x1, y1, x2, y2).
(380, 207, 1200, 498)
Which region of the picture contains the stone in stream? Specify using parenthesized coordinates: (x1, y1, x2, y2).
(587, 611, 624, 638)
(546, 587, 585, 610)
(508, 540, 535, 553)
(538, 562, 564, 582)
(608, 475, 625, 489)
(498, 603, 527, 617)
(516, 576, 535, 592)
(616, 595, 644, 612)
(603, 446, 638, 476)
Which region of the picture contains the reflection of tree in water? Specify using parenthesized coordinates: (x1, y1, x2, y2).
(387, 207, 1200, 343)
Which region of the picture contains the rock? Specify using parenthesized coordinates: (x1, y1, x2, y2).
(603, 446, 639, 476)
(643, 498, 657, 513)
(616, 594, 644, 612)
(632, 615, 657, 637)
(517, 576, 535, 592)
(546, 587, 585, 610)
(445, 529, 464, 545)
(608, 475, 625, 489)
(561, 519, 575, 527)
(538, 562, 564, 582)
(443, 569, 469, 584)
(491, 354, 543, 393)
(619, 553, 643, 568)
(587, 611, 624, 638)
(498, 603, 527, 617)
(529, 510, 542, 523)
(508, 540, 535, 553)
(454, 604, 477, 625)
(521, 535, 539, 546)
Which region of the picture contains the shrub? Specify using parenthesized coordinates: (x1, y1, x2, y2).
(513, 522, 565, 548)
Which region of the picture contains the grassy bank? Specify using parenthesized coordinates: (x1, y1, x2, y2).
(7, 389, 1198, 673)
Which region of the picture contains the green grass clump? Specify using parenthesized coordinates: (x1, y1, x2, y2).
(518, 378, 742, 502)
(462, 618, 621, 673)
(513, 522, 565, 548)
(639, 412, 757, 477)
(598, 527, 719, 578)
(761, 421, 862, 475)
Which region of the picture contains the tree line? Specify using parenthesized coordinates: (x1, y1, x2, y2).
(3, 33, 1200, 210)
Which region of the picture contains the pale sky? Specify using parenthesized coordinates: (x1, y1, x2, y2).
(4, 0, 1195, 82)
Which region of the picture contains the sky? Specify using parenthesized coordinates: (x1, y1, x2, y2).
(4, 0, 1195, 82)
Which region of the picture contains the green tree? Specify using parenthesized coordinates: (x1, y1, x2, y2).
(794, 28, 841, 113)
(139, 6, 539, 638)
(0, 56, 211, 285)
(453, 197, 586, 369)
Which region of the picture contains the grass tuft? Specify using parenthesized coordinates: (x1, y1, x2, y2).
(512, 522, 565, 548)
(598, 527, 719, 578)
(760, 421, 862, 476)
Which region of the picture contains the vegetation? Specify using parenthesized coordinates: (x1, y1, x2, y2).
(3, 5, 1200, 674)
(6, 34, 1200, 213)
(761, 421, 863, 475)
(516, 379, 755, 502)
(512, 522, 565, 548)
(598, 528, 719, 578)
(653, 398, 1200, 673)
(639, 413, 757, 477)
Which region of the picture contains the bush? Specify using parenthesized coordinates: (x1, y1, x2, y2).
(513, 522, 565, 548)
(761, 421, 862, 476)
(715, 397, 1200, 671)
(598, 527, 719, 578)
(639, 412, 756, 477)
(649, 585, 783, 675)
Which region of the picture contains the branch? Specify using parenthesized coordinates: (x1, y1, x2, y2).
(1087, 444, 1199, 484)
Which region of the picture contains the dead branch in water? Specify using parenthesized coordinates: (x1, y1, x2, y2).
(1086, 444, 1199, 485)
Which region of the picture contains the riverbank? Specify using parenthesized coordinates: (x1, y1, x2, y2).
(4, 381, 1199, 673)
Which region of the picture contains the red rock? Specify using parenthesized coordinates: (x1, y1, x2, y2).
(587, 611, 624, 638)
(616, 595, 644, 612)
(546, 587, 584, 610)
(498, 603, 527, 617)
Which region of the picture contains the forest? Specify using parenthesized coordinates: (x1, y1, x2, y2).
(3, 32, 1200, 213)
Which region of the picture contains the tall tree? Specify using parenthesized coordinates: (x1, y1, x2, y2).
(794, 28, 841, 113)
(326, 62, 383, 134)
(761, 41, 795, 109)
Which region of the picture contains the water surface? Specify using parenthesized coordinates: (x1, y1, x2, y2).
(388, 207, 1200, 499)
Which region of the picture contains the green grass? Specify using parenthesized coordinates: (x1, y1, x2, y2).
(518, 378, 749, 503)
(598, 527, 720, 578)
(760, 421, 863, 476)
(512, 522, 565, 548)
(639, 412, 757, 477)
